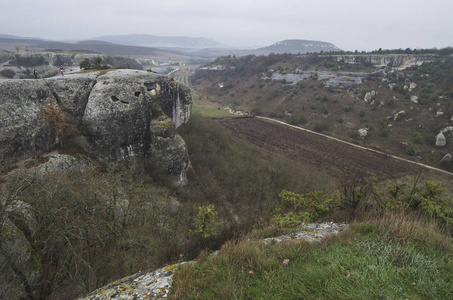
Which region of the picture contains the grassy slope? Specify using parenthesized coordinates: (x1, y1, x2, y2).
(170, 214, 453, 299)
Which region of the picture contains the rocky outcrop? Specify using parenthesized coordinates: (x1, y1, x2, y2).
(0, 69, 192, 182)
(333, 54, 438, 70)
(78, 262, 188, 300)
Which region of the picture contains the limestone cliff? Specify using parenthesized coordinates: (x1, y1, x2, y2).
(329, 54, 438, 70)
(0, 69, 192, 182)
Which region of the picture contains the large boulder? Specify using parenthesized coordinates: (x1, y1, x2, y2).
(436, 132, 446, 147)
(0, 70, 192, 182)
(358, 128, 368, 139)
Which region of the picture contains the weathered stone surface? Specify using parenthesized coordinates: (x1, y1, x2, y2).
(78, 262, 189, 300)
(0, 79, 56, 161)
(145, 113, 190, 183)
(263, 222, 349, 244)
(436, 132, 446, 147)
(0, 69, 192, 181)
(44, 74, 97, 125)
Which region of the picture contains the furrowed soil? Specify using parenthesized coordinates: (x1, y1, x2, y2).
(217, 117, 427, 180)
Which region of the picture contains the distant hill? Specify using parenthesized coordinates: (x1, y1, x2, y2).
(255, 39, 342, 54)
(190, 39, 343, 58)
(0, 34, 342, 59)
(92, 34, 228, 50)
(0, 36, 182, 56)
(0, 33, 225, 58)
(0, 34, 48, 41)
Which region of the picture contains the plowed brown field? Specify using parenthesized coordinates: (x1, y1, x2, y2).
(218, 117, 422, 179)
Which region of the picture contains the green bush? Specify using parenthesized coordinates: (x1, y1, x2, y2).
(313, 122, 329, 133)
(79, 58, 91, 70)
(419, 182, 453, 224)
(193, 204, 220, 238)
(406, 144, 415, 156)
(412, 132, 424, 144)
(359, 109, 365, 117)
(339, 176, 453, 226)
(271, 190, 337, 226)
(288, 114, 308, 126)
(380, 118, 389, 137)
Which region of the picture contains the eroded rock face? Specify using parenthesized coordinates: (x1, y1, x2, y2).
(0, 79, 56, 161)
(0, 70, 192, 182)
(336, 54, 438, 70)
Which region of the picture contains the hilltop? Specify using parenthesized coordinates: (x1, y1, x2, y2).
(255, 39, 342, 54)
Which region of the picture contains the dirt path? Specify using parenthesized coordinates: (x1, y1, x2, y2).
(217, 117, 447, 179)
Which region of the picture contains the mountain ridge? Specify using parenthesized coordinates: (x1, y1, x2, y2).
(0, 33, 342, 57)
(91, 33, 228, 49)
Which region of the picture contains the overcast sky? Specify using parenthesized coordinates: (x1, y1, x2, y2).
(1, 0, 452, 51)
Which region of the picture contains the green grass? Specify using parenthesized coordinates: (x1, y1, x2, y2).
(170, 215, 453, 299)
(191, 93, 235, 118)
(172, 68, 235, 118)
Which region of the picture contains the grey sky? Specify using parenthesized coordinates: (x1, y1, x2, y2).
(2, 0, 452, 51)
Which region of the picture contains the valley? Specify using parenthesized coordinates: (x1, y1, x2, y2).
(1, 36, 453, 299)
(189, 52, 453, 174)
